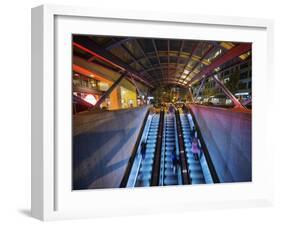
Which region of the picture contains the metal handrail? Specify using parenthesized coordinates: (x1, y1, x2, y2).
(175, 110, 191, 185)
(151, 110, 164, 186)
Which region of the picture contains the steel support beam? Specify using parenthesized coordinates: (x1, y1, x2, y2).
(188, 87, 194, 103)
(128, 52, 190, 66)
(212, 74, 246, 109)
(195, 77, 206, 100)
(182, 45, 214, 83)
(188, 43, 251, 86)
(73, 35, 154, 89)
(152, 39, 164, 83)
(93, 72, 126, 108)
(119, 43, 154, 81)
(151, 79, 186, 87)
(154, 81, 186, 88)
(140, 64, 184, 74)
(178, 42, 200, 82)
(105, 38, 132, 50)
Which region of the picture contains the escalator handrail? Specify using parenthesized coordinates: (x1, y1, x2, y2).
(150, 110, 164, 186)
(175, 110, 191, 185)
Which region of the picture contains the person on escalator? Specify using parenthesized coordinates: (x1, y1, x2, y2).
(191, 127, 196, 139)
(140, 141, 147, 160)
(172, 150, 178, 174)
(182, 104, 187, 114)
(191, 137, 200, 161)
(168, 103, 175, 117)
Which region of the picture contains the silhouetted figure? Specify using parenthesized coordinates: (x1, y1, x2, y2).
(168, 103, 175, 118)
(191, 137, 200, 161)
(191, 127, 195, 139)
(140, 141, 147, 160)
(171, 148, 178, 174)
(182, 104, 187, 113)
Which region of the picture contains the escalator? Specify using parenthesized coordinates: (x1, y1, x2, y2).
(123, 108, 217, 188)
(135, 114, 160, 187)
(160, 114, 179, 186)
(180, 114, 206, 184)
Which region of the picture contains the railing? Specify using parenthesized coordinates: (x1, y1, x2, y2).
(175, 110, 191, 185)
(151, 110, 164, 186)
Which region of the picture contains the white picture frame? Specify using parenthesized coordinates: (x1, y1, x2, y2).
(31, 4, 274, 221)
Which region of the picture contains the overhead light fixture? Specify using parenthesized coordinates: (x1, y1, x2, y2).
(214, 67, 220, 72)
(214, 49, 222, 58)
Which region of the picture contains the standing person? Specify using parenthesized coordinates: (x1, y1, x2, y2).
(171, 148, 178, 174)
(140, 141, 146, 160)
(168, 103, 175, 117)
(191, 126, 195, 139)
(182, 104, 187, 114)
(191, 137, 200, 161)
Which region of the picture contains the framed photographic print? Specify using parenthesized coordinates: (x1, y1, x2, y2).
(31, 4, 274, 221)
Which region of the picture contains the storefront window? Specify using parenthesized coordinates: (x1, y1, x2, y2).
(120, 86, 137, 108)
(89, 78, 97, 89)
(81, 79, 87, 87)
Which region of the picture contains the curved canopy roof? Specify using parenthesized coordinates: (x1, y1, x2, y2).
(73, 35, 251, 89)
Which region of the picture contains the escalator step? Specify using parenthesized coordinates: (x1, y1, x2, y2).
(165, 146, 175, 151)
(185, 143, 192, 149)
(139, 166, 152, 173)
(166, 142, 175, 146)
(186, 153, 194, 158)
(147, 135, 157, 140)
(188, 164, 202, 171)
(191, 178, 205, 184)
(165, 152, 172, 157)
(164, 176, 178, 185)
(165, 158, 173, 163)
(164, 168, 177, 176)
(146, 139, 156, 144)
(146, 143, 156, 148)
(145, 148, 155, 153)
(164, 162, 173, 168)
(188, 159, 200, 165)
(138, 179, 151, 186)
(190, 171, 204, 179)
(144, 156, 154, 161)
(140, 160, 153, 167)
(144, 155, 154, 160)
